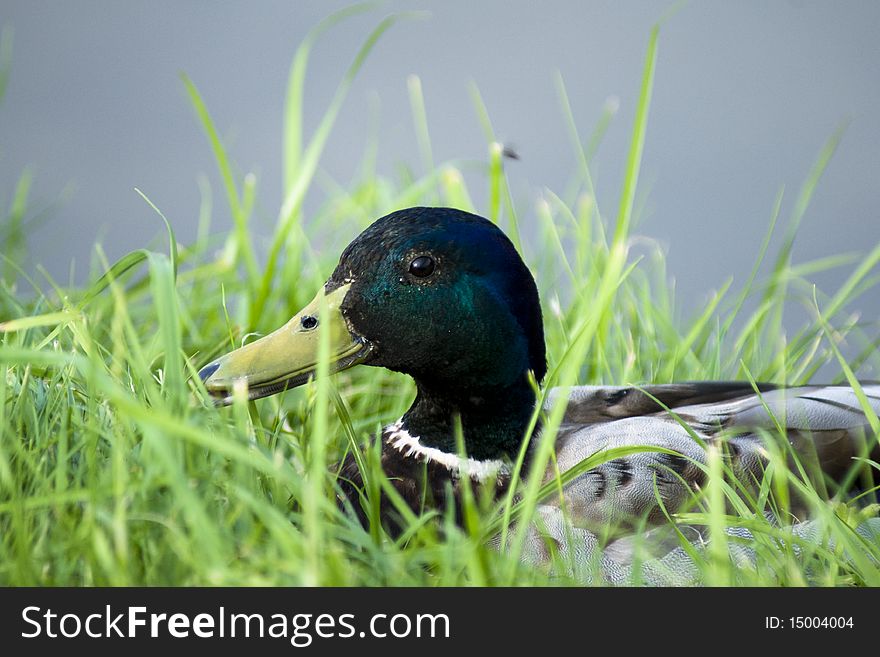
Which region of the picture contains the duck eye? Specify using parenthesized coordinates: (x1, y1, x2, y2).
(408, 255, 435, 278)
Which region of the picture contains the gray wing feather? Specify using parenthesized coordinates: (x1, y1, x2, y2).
(676, 384, 880, 431)
(545, 381, 779, 425)
(543, 383, 880, 527)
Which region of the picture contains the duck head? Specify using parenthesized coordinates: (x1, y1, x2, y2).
(200, 207, 546, 459)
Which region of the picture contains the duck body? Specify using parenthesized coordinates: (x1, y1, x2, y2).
(200, 207, 880, 539)
(337, 381, 880, 534)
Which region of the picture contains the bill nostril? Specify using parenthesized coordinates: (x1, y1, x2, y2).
(198, 362, 220, 383)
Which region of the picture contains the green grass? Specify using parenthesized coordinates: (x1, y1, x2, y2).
(1, 10, 879, 586)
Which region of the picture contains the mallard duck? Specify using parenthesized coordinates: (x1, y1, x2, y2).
(199, 207, 880, 558)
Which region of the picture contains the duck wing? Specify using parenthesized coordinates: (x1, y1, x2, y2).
(671, 384, 880, 481)
(544, 381, 778, 425)
(543, 383, 880, 528)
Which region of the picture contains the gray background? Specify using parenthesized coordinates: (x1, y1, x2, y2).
(1, 1, 878, 325)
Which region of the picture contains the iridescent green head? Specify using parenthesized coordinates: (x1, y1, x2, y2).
(201, 207, 545, 408)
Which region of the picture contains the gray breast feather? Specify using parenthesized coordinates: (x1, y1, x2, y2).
(508, 506, 880, 585)
(550, 417, 709, 526)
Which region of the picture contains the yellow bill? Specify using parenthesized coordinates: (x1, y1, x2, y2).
(199, 283, 371, 404)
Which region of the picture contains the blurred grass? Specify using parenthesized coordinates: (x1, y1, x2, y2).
(1, 9, 879, 586)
